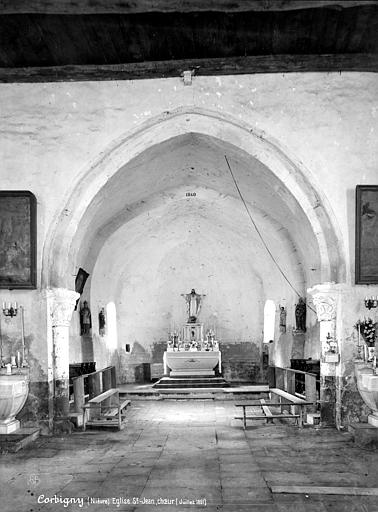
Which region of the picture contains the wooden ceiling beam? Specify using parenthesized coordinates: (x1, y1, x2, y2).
(0, 53, 376, 83)
(1, 0, 378, 14)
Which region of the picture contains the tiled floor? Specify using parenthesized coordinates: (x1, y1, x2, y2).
(1, 400, 378, 512)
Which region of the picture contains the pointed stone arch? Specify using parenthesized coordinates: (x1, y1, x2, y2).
(42, 106, 345, 289)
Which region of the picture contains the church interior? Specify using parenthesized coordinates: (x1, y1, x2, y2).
(1, 1, 378, 510)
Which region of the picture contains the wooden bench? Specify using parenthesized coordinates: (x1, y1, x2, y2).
(269, 388, 314, 427)
(70, 366, 119, 428)
(235, 388, 314, 429)
(82, 388, 130, 431)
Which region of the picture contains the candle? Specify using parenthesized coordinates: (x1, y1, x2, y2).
(358, 324, 361, 346)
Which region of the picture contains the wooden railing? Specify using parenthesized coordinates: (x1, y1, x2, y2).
(268, 366, 319, 412)
(71, 366, 116, 414)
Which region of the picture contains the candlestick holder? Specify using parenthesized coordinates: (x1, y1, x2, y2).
(2, 302, 18, 317)
(364, 296, 378, 310)
(1, 302, 28, 367)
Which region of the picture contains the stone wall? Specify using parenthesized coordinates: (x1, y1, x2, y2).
(0, 74, 376, 283)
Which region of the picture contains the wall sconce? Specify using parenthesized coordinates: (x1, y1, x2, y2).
(1, 301, 27, 367)
(2, 301, 18, 317)
(364, 296, 378, 310)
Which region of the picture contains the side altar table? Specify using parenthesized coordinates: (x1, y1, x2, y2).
(164, 351, 221, 377)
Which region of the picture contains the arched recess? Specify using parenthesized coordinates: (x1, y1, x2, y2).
(42, 106, 345, 289)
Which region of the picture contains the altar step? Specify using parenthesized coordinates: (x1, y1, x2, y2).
(153, 376, 230, 389)
(117, 383, 270, 400)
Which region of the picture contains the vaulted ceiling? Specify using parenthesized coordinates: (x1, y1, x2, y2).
(0, 0, 377, 82)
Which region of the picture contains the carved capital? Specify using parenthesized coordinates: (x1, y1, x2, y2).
(312, 294, 337, 322)
(45, 288, 80, 327)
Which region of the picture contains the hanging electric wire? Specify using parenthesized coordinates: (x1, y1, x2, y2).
(224, 154, 316, 314)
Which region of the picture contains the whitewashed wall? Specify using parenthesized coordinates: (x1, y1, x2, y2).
(0, 73, 377, 384)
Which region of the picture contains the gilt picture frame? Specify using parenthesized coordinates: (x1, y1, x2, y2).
(0, 191, 37, 289)
(355, 185, 378, 284)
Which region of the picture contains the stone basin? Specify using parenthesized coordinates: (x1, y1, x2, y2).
(0, 373, 29, 434)
(355, 362, 378, 427)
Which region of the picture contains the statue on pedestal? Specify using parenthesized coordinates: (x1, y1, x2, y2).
(98, 307, 106, 336)
(279, 306, 287, 333)
(295, 297, 306, 332)
(181, 288, 205, 323)
(80, 300, 91, 335)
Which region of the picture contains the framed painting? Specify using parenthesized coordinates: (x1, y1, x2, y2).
(0, 191, 37, 289)
(74, 267, 89, 310)
(356, 185, 378, 284)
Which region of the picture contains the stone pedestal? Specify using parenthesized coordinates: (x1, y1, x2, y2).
(291, 331, 305, 359)
(0, 418, 20, 434)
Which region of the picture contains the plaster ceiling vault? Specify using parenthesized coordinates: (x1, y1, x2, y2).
(0, 0, 377, 81)
(43, 108, 345, 295)
(69, 133, 326, 302)
(83, 131, 325, 345)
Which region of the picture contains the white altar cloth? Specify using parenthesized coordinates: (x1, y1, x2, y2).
(163, 351, 221, 376)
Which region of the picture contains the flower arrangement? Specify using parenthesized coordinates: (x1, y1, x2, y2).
(355, 318, 376, 346)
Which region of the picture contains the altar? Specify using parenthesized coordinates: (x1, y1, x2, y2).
(164, 350, 221, 376)
(163, 289, 222, 377)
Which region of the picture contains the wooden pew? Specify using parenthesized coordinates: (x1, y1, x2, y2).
(269, 388, 314, 428)
(235, 399, 299, 429)
(83, 388, 130, 431)
(235, 389, 315, 429)
(70, 366, 120, 428)
(260, 398, 274, 424)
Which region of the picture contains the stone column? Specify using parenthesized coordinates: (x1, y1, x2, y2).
(46, 288, 79, 432)
(308, 283, 340, 428)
